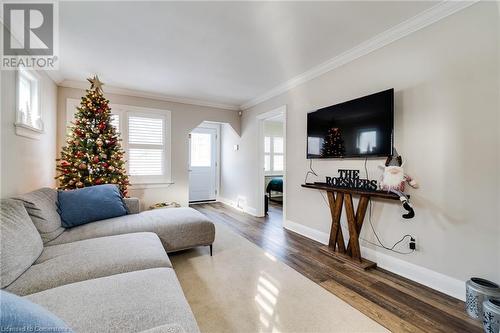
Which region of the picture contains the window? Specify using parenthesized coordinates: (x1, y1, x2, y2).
(66, 100, 171, 185)
(264, 137, 271, 172)
(110, 114, 120, 131)
(264, 136, 284, 174)
(190, 132, 212, 167)
(127, 115, 165, 179)
(16, 69, 43, 137)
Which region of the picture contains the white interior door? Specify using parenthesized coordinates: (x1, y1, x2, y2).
(189, 127, 217, 202)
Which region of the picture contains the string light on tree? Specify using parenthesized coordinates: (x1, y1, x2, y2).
(56, 75, 129, 196)
(321, 127, 345, 157)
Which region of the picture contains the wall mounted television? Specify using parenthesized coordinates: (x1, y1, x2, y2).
(307, 88, 394, 159)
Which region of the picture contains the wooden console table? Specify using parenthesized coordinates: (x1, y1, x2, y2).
(301, 183, 402, 270)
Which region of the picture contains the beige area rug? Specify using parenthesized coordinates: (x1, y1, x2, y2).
(170, 223, 388, 333)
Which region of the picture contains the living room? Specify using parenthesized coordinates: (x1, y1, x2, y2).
(1, 1, 499, 332)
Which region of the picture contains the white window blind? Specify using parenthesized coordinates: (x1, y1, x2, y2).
(273, 137, 283, 154)
(129, 116, 163, 145)
(264, 155, 271, 172)
(264, 136, 284, 174)
(129, 148, 163, 176)
(127, 114, 166, 180)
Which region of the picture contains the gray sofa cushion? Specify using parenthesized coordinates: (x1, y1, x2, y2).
(26, 268, 200, 333)
(123, 197, 140, 214)
(47, 207, 215, 252)
(0, 199, 43, 288)
(14, 188, 64, 243)
(6, 232, 172, 296)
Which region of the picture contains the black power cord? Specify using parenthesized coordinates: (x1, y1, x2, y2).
(304, 159, 318, 184)
(361, 157, 415, 255)
(305, 156, 416, 254)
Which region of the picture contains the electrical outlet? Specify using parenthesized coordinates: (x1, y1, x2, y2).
(409, 237, 416, 250)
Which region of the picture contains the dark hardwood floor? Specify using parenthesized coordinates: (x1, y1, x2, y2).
(191, 201, 481, 333)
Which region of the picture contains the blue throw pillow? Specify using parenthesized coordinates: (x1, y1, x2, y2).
(0, 290, 73, 332)
(58, 184, 127, 228)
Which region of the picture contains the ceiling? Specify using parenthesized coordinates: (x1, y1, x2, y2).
(56, 1, 439, 109)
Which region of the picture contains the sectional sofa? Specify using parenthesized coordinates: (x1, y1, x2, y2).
(1, 188, 216, 332)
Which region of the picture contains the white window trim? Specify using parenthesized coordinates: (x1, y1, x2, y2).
(264, 136, 284, 176)
(15, 69, 43, 139)
(66, 99, 172, 187)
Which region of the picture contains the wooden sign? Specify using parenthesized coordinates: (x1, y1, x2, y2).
(325, 169, 377, 191)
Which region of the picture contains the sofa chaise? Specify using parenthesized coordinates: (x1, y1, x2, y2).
(1, 188, 216, 332)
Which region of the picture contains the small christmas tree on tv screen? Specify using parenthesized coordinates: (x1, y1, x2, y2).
(56, 76, 129, 196)
(321, 127, 345, 157)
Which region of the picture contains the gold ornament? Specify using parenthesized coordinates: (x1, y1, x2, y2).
(87, 75, 104, 92)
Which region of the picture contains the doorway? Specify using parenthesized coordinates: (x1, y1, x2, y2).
(257, 106, 286, 222)
(189, 123, 220, 203)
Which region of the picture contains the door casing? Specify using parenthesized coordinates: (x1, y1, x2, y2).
(256, 105, 287, 219)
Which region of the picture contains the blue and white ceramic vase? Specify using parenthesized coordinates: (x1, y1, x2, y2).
(466, 278, 500, 320)
(483, 298, 500, 333)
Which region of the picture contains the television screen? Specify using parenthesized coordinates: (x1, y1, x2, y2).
(307, 89, 394, 158)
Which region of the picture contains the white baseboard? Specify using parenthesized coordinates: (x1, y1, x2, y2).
(285, 219, 465, 301)
(217, 196, 259, 217)
(360, 246, 465, 300)
(284, 219, 330, 245)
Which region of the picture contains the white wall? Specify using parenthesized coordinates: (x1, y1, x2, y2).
(57, 87, 240, 209)
(1, 71, 58, 198)
(219, 123, 249, 210)
(223, 2, 500, 299)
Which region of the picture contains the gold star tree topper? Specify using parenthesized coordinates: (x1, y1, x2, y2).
(87, 75, 104, 92)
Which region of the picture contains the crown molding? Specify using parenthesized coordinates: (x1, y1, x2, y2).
(240, 0, 479, 110)
(44, 70, 64, 85)
(58, 80, 240, 111)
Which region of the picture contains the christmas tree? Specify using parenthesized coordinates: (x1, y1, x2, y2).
(56, 76, 129, 196)
(321, 127, 345, 157)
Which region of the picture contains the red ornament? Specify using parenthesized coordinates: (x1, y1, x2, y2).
(102, 162, 108, 168)
(60, 160, 70, 167)
(98, 122, 106, 131)
(93, 156, 100, 163)
(95, 178, 103, 185)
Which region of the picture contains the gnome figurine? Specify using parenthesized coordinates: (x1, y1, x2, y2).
(379, 148, 418, 219)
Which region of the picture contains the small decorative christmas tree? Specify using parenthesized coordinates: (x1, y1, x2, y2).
(321, 127, 345, 157)
(56, 76, 129, 196)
